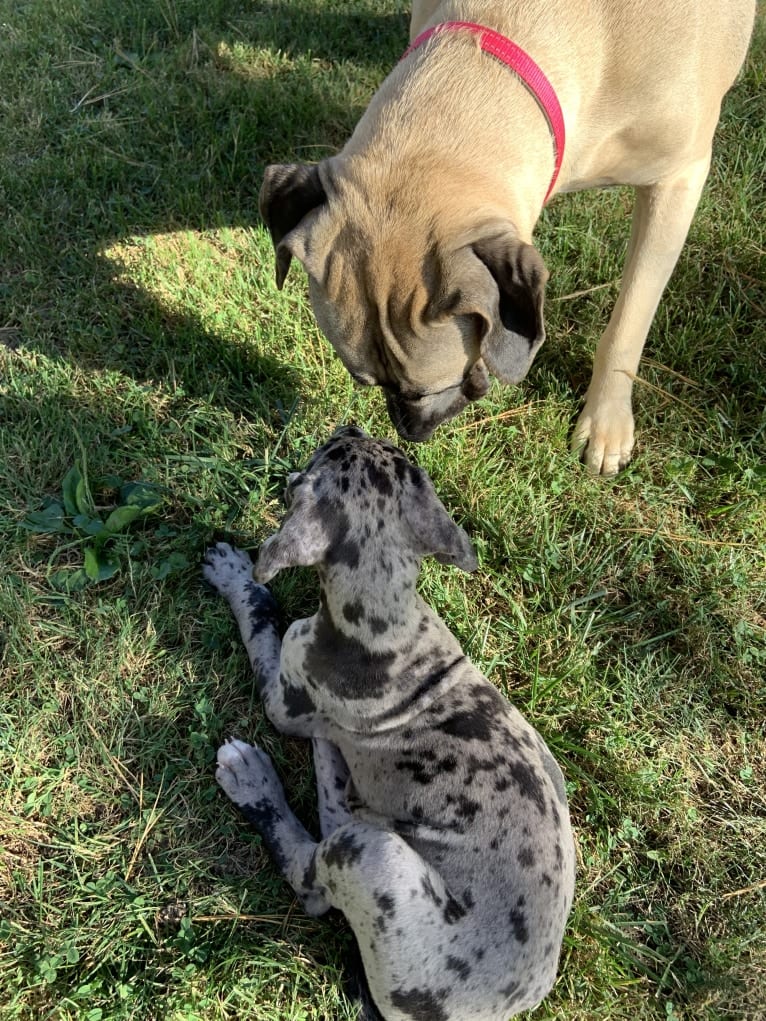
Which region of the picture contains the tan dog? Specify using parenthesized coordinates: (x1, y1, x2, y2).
(259, 0, 755, 474)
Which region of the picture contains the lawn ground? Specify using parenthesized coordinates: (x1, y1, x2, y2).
(1, 2, 764, 1019)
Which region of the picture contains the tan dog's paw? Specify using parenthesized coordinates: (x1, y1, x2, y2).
(571, 399, 635, 476)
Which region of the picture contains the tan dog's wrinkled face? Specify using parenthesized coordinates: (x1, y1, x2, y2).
(259, 162, 548, 441)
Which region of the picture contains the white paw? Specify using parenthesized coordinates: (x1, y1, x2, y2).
(571, 398, 635, 476)
(216, 738, 282, 805)
(202, 542, 254, 597)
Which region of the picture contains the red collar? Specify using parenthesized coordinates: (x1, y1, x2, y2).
(402, 21, 565, 205)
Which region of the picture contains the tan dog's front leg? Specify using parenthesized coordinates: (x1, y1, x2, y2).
(572, 156, 712, 475)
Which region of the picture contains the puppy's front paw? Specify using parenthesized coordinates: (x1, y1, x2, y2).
(572, 398, 635, 476)
(216, 738, 284, 807)
(202, 542, 256, 597)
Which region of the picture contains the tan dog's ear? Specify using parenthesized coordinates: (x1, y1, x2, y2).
(254, 483, 329, 583)
(471, 233, 548, 383)
(259, 164, 328, 288)
(402, 466, 478, 573)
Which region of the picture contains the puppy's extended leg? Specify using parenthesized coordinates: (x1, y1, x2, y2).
(572, 154, 712, 475)
(217, 738, 331, 916)
(202, 542, 314, 736)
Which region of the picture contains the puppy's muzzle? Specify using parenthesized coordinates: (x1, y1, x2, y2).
(386, 362, 491, 442)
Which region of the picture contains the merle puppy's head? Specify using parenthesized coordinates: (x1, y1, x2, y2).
(254, 426, 477, 583)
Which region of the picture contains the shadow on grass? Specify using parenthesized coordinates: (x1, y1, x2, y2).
(2, 0, 408, 405)
(242, 0, 410, 65)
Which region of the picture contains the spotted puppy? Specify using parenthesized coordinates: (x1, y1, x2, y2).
(204, 426, 575, 1020)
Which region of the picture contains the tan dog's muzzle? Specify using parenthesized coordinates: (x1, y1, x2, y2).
(385, 361, 491, 442)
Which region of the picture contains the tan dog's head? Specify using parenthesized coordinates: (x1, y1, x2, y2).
(260, 161, 548, 441)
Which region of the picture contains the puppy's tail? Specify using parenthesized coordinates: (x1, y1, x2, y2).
(344, 937, 385, 1021)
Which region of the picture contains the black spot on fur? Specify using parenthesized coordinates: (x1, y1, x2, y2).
(436, 689, 504, 742)
(420, 875, 443, 907)
(245, 585, 280, 639)
(437, 707, 492, 742)
(508, 758, 547, 815)
(302, 851, 317, 891)
(444, 894, 467, 924)
(342, 600, 365, 624)
(509, 906, 529, 944)
(455, 796, 481, 821)
(445, 955, 471, 980)
(322, 830, 365, 870)
(365, 459, 394, 497)
(540, 872, 553, 887)
(369, 614, 390, 635)
(390, 987, 448, 1021)
(467, 754, 503, 775)
(316, 495, 360, 569)
(375, 892, 396, 917)
(280, 675, 316, 718)
(502, 979, 526, 1006)
(328, 536, 360, 569)
(304, 611, 396, 699)
(237, 799, 288, 872)
(396, 758, 436, 785)
(393, 456, 408, 483)
(551, 798, 561, 828)
(518, 846, 536, 868)
(408, 464, 424, 487)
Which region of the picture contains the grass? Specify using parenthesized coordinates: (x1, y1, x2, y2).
(0, 1, 764, 1018)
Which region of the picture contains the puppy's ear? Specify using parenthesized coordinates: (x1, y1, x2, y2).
(470, 231, 548, 383)
(254, 489, 329, 583)
(259, 164, 328, 288)
(402, 466, 478, 573)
